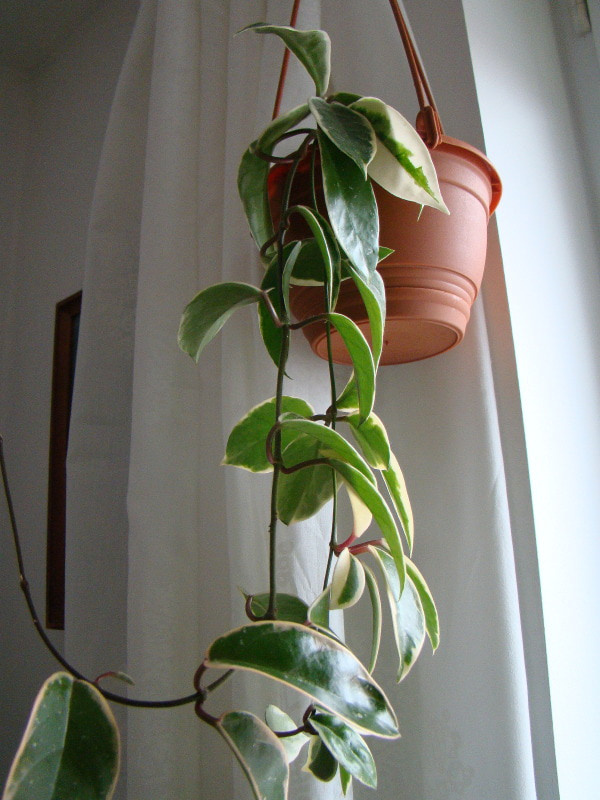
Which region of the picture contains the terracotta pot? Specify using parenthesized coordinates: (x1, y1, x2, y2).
(268, 137, 501, 365)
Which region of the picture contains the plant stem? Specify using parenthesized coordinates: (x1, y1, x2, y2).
(266, 135, 312, 618)
(0, 436, 204, 709)
(322, 317, 339, 590)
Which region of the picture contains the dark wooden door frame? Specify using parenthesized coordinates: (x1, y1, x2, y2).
(46, 290, 82, 629)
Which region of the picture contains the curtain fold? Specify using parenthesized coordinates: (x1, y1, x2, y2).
(67, 1, 540, 798)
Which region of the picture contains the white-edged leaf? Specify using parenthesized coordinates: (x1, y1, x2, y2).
(179, 282, 263, 362)
(3, 672, 120, 800)
(336, 267, 386, 411)
(281, 241, 303, 319)
(406, 557, 440, 651)
(328, 312, 375, 422)
(242, 24, 330, 96)
(256, 103, 310, 153)
(310, 711, 377, 788)
(286, 205, 339, 310)
(259, 243, 301, 367)
(277, 434, 336, 524)
(303, 736, 338, 782)
(223, 396, 313, 473)
(346, 484, 373, 539)
(346, 411, 391, 469)
(350, 96, 449, 214)
(206, 621, 400, 738)
(265, 705, 310, 763)
(238, 146, 274, 255)
(363, 563, 382, 673)
(369, 546, 426, 681)
(309, 98, 376, 176)
(382, 451, 414, 553)
(330, 549, 365, 610)
(216, 711, 289, 800)
(307, 586, 331, 631)
(340, 765, 352, 795)
(327, 460, 406, 595)
(246, 592, 309, 624)
(318, 130, 379, 279)
(278, 418, 376, 484)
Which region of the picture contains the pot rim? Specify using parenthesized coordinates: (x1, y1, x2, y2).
(433, 134, 502, 215)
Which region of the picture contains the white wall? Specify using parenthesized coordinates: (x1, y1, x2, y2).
(462, 0, 600, 797)
(0, 0, 138, 789)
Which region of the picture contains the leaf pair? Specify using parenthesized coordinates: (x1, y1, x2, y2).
(203, 619, 397, 799)
(265, 704, 376, 792)
(304, 710, 376, 790)
(367, 545, 439, 680)
(206, 621, 398, 739)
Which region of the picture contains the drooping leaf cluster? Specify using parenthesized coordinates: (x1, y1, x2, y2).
(3, 22, 444, 800)
(177, 22, 443, 799)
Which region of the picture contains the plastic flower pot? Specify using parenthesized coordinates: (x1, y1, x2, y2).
(268, 138, 501, 364)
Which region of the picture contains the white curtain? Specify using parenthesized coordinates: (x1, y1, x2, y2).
(67, 1, 542, 798)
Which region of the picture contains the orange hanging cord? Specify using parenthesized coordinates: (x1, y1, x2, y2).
(272, 0, 444, 148)
(387, 0, 444, 147)
(271, 0, 302, 120)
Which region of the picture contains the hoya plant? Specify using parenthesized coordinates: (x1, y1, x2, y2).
(2, 24, 446, 800)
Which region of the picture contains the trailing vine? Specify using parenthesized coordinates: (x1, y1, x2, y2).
(2, 22, 447, 800)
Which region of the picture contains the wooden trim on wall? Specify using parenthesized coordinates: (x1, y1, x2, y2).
(46, 290, 82, 630)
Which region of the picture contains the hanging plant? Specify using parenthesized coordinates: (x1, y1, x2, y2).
(2, 21, 444, 800)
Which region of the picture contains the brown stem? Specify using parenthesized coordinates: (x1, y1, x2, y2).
(0, 436, 204, 710)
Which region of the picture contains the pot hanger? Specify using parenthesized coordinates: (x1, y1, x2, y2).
(272, 0, 445, 149)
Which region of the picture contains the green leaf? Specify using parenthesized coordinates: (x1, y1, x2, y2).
(363, 563, 382, 673)
(330, 549, 365, 610)
(278, 418, 376, 484)
(259, 254, 285, 368)
(309, 98, 376, 176)
(340, 764, 352, 795)
(179, 282, 263, 362)
(336, 267, 386, 412)
(310, 711, 377, 788)
(286, 238, 330, 285)
(345, 484, 373, 538)
(3, 672, 119, 800)
(206, 621, 399, 738)
(223, 396, 313, 473)
(329, 92, 363, 107)
(369, 547, 425, 681)
(348, 264, 386, 366)
(246, 592, 309, 623)
(216, 711, 289, 800)
(303, 737, 338, 782)
(277, 435, 335, 524)
(242, 24, 331, 96)
(327, 460, 406, 595)
(281, 241, 303, 320)
(346, 411, 391, 470)
(256, 103, 311, 154)
(406, 558, 440, 651)
(259, 241, 307, 365)
(307, 587, 331, 630)
(328, 312, 375, 422)
(318, 130, 379, 279)
(378, 246, 394, 262)
(382, 451, 414, 553)
(238, 145, 274, 254)
(286, 206, 339, 310)
(350, 96, 449, 214)
(265, 706, 310, 763)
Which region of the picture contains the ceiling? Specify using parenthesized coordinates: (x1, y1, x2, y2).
(0, 0, 106, 71)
